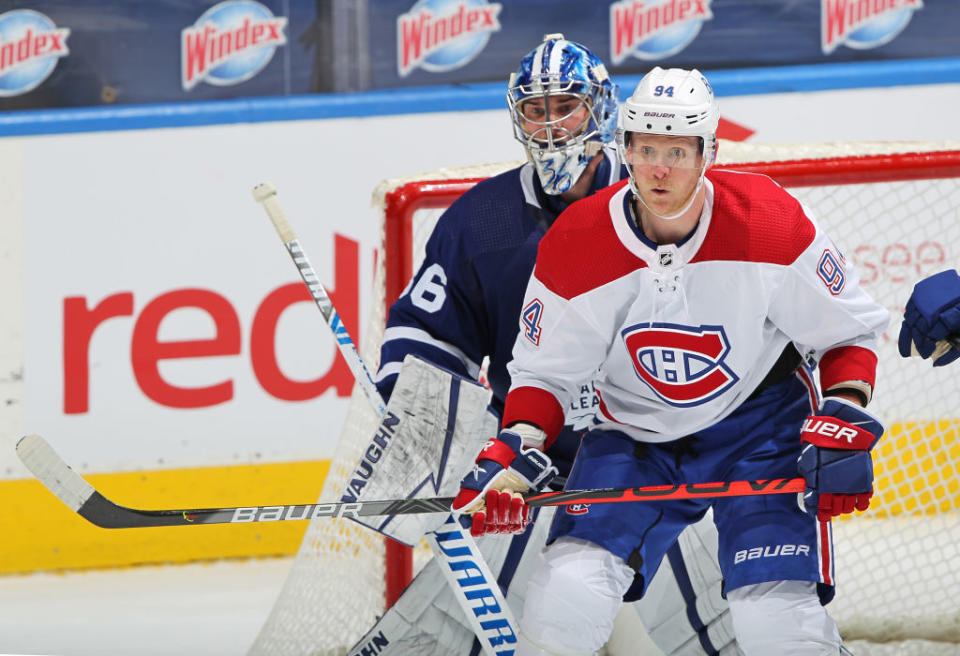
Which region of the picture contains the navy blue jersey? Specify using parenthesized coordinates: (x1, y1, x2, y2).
(375, 147, 626, 475)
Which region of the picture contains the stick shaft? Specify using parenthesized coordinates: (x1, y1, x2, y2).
(17, 434, 804, 529)
(253, 182, 386, 415)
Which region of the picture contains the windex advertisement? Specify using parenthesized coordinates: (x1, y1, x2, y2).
(180, 0, 287, 91)
(396, 0, 502, 77)
(0, 0, 954, 107)
(0, 8, 69, 97)
(821, 0, 923, 54)
(609, 0, 715, 65)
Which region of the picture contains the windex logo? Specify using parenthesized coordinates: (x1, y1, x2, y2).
(0, 9, 70, 97)
(397, 0, 502, 77)
(609, 0, 713, 65)
(821, 0, 923, 54)
(181, 0, 287, 91)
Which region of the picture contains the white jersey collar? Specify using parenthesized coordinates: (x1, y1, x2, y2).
(608, 177, 715, 271)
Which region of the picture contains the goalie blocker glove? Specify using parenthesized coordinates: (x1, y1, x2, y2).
(452, 429, 557, 537)
(898, 268, 960, 366)
(797, 398, 885, 522)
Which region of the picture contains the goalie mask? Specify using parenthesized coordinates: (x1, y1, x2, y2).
(508, 33, 619, 195)
(616, 67, 719, 220)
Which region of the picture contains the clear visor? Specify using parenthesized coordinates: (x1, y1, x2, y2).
(623, 133, 704, 170)
(512, 92, 594, 150)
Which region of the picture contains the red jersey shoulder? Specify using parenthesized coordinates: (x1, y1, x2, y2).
(534, 180, 645, 300)
(693, 169, 815, 266)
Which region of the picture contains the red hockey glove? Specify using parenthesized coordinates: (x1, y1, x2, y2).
(797, 398, 885, 522)
(451, 429, 556, 537)
(467, 489, 531, 536)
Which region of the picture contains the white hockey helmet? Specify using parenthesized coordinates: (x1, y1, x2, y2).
(616, 67, 719, 219)
(507, 33, 619, 195)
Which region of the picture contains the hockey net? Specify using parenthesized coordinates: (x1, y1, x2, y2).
(249, 141, 960, 656)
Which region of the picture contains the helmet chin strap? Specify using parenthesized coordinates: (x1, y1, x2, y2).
(629, 165, 706, 222)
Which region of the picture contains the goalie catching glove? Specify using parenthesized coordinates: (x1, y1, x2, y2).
(451, 428, 558, 537)
(797, 398, 885, 522)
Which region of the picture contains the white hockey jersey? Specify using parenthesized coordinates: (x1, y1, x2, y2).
(503, 170, 890, 443)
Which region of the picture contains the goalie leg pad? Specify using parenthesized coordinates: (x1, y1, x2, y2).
(517, 630, 594, 656)
(727, 580, 842, 656)
(345, 354, 499, 544)
(518, 537, 634, 655)
(348, 507, 557, 655)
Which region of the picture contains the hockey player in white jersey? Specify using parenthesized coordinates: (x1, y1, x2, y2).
(453, 66, 890, 655)
(353, 38, 740, 655)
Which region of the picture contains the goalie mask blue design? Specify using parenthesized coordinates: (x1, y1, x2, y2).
(507, 33, 619, 195)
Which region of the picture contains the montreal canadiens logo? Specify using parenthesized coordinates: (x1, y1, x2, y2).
(397, 0, 502, 77)
(0, 10, 70, 98)
(181, 0, 287, 91)
(621, 323, 738, 406)
(609, 0, 713, 65)
(821, 0, 923, 54)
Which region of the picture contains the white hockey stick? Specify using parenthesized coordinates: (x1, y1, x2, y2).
(252, 182, 519, 656)
(252, 182, 386, 416)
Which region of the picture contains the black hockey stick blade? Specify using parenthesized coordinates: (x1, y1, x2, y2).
(16, 434, 452, 528)
(17, 434, 804, 529)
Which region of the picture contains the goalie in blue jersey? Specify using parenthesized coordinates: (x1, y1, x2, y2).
(352, 35, 741, 656)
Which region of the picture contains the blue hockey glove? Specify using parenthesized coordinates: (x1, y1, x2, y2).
(797, 398, 885, 522)
(898, 269, 960, 366)
(451, 429, 557, 537)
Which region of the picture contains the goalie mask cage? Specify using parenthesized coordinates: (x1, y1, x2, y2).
(249, 142, 960, 656)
